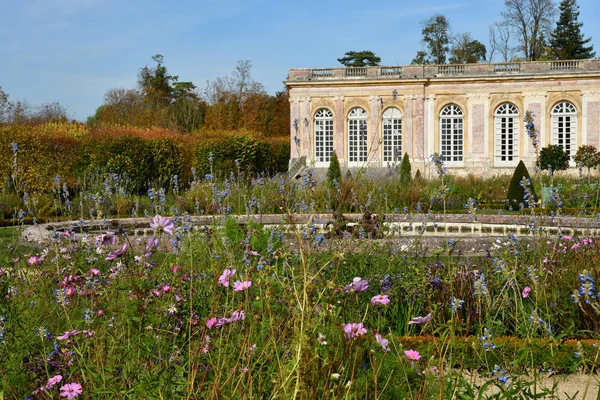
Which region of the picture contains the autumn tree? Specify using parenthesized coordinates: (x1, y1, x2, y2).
(549, 0, 595, 59)
(501, 0, 557, 61)
(412, 14, 450, 64)
(337, 51, 381, 67)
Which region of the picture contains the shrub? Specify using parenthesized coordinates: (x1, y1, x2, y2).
(327, 151, 342, 186)
(506, 160, 537, 210)
(400, 152, 411, 185)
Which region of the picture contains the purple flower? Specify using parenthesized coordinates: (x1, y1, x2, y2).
(144, 237, 159, 259)
(371, 294, 390, 306)
(105, 243, 128, 261)
(150, 215, 174, 235)
(206, 317, 218, 328)
(345, 277, 369, 293)
(217, 268, 236, 287)
(95, 232, 118, 246)
(233, 280, 252, 292)
(343, 322, 367, 339)
(522, 286, 531, 299)
(375, 333, 390, 352)
(57, 330, 82, 340)
(404, 349, 421, 361)
(408, 313, 432, 325)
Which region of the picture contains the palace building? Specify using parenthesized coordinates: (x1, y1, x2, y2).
(285, 60, 600, 176)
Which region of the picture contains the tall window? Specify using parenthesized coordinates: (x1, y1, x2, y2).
(551, 101, 577, 163)
(494, 103, 519, 166)
(382, 107, 402, 163)
(314, 108, 334, 164)
(440, 104, 464, 164)
(348, 107, 368, 164)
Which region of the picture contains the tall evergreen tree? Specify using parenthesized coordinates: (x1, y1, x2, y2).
(550, 0, 595, 59)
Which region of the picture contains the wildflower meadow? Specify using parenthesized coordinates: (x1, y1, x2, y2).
(2, 143, 600, 398)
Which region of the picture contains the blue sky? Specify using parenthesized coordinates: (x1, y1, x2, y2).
(1, 0, 599, 121)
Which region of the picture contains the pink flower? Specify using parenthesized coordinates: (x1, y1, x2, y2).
(57, 330, 82, 340)
(95, 232, 118, 246)
(230, 310, 245, 321)
(150, 215, 174, 235)
(217, 268, 236, 287)
(522, 286, 531, 298)
(343, 322, 367, 339)
(233, 280, 252, 292)
(562, 235, 573, 241)
(404, 349, 421, 361)
(89, 268, 101, 276)
(571, 242, 581, 250)
(375, 333, 390, 352)
(161, 284, 171, 293)
(105, 243, 128, 261)
(144, 237, 159, 258)
(408, 313, 432, 325)
(46, 375, 62, 389)
(96, 309, 104, 317)
(206, 317, 218, 328)
(27, 256, 40, 266)
(248, 250, 260, 257)
(371, 294, 390, 306)
(345, 277, 369, 292)
(59, 382, 83, 398)
(171, 265, 181, 273)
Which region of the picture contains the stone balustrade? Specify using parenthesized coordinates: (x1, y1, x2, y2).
(288, 59, 600, 82)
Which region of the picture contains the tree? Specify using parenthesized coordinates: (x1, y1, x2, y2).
(537, 144, 569, 181)
(0, 86, 9, 124)
(506, 160, 537, 209)
(337, 51, 381, 67)
(412, 14, 450, 65)
(549, 0, 595, 59)
(574, 145, 600, 182)
(449, 33, 487, 64)
(489, 23, 516, 62)
(138, 54, 179, 107)
(502, 0, 556, 61)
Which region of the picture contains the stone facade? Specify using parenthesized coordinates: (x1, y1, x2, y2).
(285, 60, 600, 176)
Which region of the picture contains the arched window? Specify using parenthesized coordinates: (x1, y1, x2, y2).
(382, 107, 402, 163)
(348, 107, 368, 164)
(440, 104, 464, 164)
(314, 108, 334, 164)
(551, 101, 577, 163)
(494, 103, 519, 166)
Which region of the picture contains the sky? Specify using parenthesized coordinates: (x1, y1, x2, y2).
(1, 0, 599, 121)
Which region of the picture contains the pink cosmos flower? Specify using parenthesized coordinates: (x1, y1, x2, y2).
(46, 375, 62, 389)
(343, 322, 367, 339)
(95, 232, 118, 246)
(59, 382, 83, 398)
(522, 286, 531, 299)
(345, 277, 369, 292)
(57, 330, 82, 340)
(217, 268, 236, 287)
(105, 243, 128, 261)
(150, 215, 174, 235)
(248, 250, 261, 257)
(571, 242, 581, 250)
(375, 333, 390, 352)
(27, 256, 40, 266)
(230, 310, 245, 321)
(408, 313, 432, 325)
(144, 237, 159, 259)
(562, 235, 573, 241)
(404, 349, 421, 361)
(371, 294, 390, 306)
(233, 280, 252, 292)
(89, 268, 101, 276)
(206, 317, 218, 328)
(96, 309, 104, 317)
(171, 265, 181, 273)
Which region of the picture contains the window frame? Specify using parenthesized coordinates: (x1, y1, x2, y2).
(494, 103, 520, 167)
(439, 104, 464, 166)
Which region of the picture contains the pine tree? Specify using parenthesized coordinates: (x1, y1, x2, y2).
(550, 0, 595, 60)
(327, 152, 342, 186)
(400, 153, 412, 185)
(506, 161, 537, 210)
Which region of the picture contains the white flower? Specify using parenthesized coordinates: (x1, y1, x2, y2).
(317, 333, 327, 345)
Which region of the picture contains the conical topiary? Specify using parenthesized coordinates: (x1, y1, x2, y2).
(400, 152, 412, 185)
(506, 160, 537, 210)
(327, 151, 342, 186)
